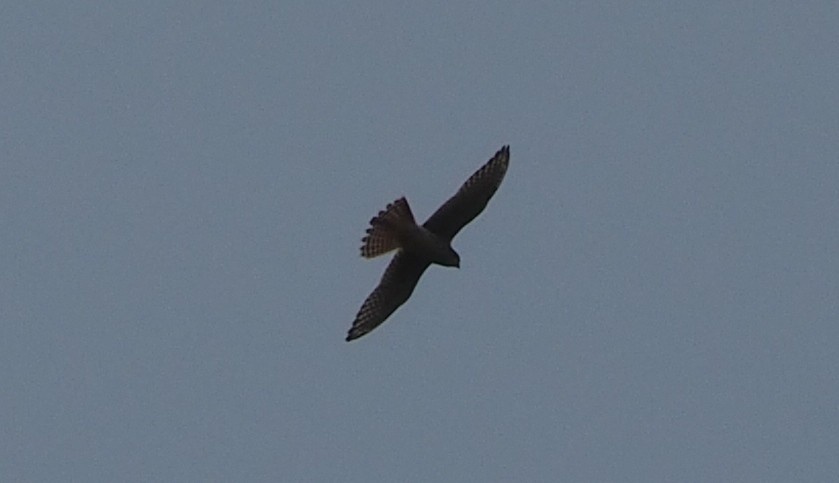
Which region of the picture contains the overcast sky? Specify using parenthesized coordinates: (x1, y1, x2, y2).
(2, 2, 838, 481)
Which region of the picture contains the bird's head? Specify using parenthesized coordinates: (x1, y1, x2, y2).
(441, 247, 460, 268)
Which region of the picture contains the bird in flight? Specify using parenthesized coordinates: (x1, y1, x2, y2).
(346, 145, 510, 341)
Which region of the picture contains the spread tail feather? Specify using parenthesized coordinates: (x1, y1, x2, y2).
(360, 197, 416, 258)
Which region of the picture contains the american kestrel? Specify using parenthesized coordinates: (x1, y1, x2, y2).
(346, 145, 510, 341)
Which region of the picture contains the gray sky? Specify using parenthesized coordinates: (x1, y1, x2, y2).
(2, 2, 838, 481)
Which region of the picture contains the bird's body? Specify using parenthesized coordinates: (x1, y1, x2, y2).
(394, 216, 461, 267)
(346, 146, 510, 341)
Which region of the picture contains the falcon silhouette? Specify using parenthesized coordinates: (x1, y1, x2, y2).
(346, 146, 510, 341)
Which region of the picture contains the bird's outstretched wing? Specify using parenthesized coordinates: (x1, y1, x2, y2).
(346, 252, 431, 341)
(422, 145, 510, 241)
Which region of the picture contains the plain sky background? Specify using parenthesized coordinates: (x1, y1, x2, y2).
(2, 2, 838, 481)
